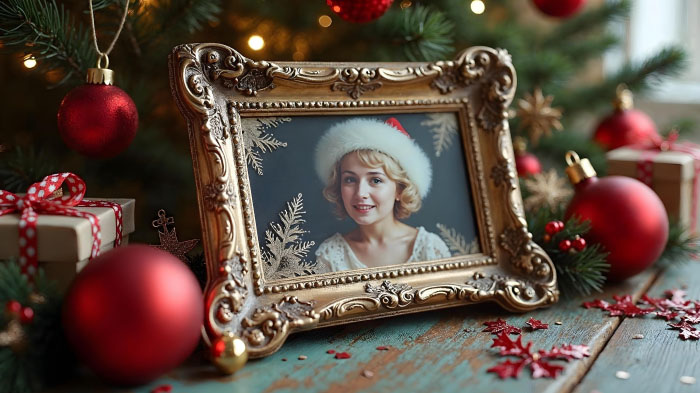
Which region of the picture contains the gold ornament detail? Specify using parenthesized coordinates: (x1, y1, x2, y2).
(436, 223, 480, 256)
(240, 117, 289, 175)
(522, 169, 573, 212)
(212, 331, 248, 374)
(0, 319, 26, 353)
(421, 113, 458, 157)
(516, 88, 563, 145)
(262, 194, 318, 280)
(151, 209, 199, 262)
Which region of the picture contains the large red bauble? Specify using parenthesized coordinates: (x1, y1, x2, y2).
(62, 245, 203, 385)
(57, 84, 138, 159)
(532, 0, 586, 18)
(565, 176, 668, 281)
(327, 0, 394, 23)
(515, 151, 542, 177)
(593, 109, 659, 151)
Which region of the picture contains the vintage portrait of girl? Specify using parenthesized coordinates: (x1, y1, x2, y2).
(314, 117, 451, 272)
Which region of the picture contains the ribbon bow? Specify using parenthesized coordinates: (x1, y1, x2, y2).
(0, 173, 123, 279)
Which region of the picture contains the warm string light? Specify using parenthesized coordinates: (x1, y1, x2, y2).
(400, 0, 412, 9)
(471, 0, 485, 14)
(247, 35, 265, 51)
(318, 15, 332, 28)
(23, 54, 37, 69)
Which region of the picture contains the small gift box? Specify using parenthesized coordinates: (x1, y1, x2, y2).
(606, 136, 700, 232)
(0, 173, 135, 290)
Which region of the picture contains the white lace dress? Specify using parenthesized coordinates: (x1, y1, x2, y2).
(314, 226, 451, 272)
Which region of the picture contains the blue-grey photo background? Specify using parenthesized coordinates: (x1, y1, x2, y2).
(246, 112, 480, 271)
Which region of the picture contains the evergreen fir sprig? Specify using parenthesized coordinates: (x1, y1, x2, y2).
(528, 208, 610, 297)
(0, 0, 95, 85)
(558, 46, 687, 117)
(0, 147, 58, 193)
(543, 0, 630, 45)
(377, 4, 454, 62)
(656, 220, 700, 268)
(0, 261, 73, 393)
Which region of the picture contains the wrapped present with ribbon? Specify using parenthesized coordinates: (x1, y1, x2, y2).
(606, 131, 700, 232)
(0, 172, 135, 290)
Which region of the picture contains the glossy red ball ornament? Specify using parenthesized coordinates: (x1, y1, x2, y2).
(572, 236, 587, 251)
(564, 152, 668, 281)
(62, 245, 203, 385)
(57, 68, 138, 159)
(5, 300, 22, 316)
(545, 221, 561, 235)
(558, 239, 572, 252)
(515, 151, 542, 177)
(327, 0, 394, 23)
(20, 307, 34, 324)
(532, 0, 586, 18)
(593, 86, 659, 151)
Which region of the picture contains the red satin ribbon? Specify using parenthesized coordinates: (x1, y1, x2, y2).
(0, 173, 123, 279)
(632, 132, 700, 230)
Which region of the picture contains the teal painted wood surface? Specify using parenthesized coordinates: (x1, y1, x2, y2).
(574, 261, 700, 393)
(46, 268, 670, 393)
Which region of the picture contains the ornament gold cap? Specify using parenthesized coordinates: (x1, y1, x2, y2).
(86, 68, 114, 85)
(513, 136, 527, 154)
(613, 84, 633, 111)
(211, 331, 248, 374)
(565, 151, 596, 185)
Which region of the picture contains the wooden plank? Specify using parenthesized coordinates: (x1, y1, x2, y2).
(574, 261, 700, 393)
(47, 270, 658, 393)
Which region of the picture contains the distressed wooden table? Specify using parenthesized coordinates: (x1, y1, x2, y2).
(48, 261, 700, 393)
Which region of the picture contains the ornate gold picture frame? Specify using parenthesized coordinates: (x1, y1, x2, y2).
(168, 43, 558, 361)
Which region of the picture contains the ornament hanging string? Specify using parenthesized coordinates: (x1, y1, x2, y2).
(88, 0, 130, 69)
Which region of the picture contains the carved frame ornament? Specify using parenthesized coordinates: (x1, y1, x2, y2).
(169, 43, 558, 360)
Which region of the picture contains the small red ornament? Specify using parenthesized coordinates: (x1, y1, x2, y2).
(57, 68, 138, 158)
(532, 0, 586, 18)
(19, 307, 34, 324)
(327, 0, 394, 23)
(62, 245, 203, 385)
(572, 236, 586, 251)
(593, 86, 659, 151)
(513, 137, 542, 177)
(5, 300, 22, 316)
(564, 152, 668, 281)
(545, 221, 563, 235)
(558, 239, 572, 252)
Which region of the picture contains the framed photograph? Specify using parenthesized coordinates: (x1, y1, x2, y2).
(169, 43, 557, 360)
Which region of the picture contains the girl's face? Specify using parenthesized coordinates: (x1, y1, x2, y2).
(339, 152, 399, 226)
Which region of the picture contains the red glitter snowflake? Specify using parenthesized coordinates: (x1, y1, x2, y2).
(526, 318, 549, 330)
(584, 289, 700, 341)
(486, 333, 589, 379)
(483, 318, 522, 335)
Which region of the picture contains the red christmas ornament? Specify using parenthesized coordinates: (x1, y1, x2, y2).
(62, 245, 203, 385)
(593, 86, 659, 151)
(572, 236, 587, 251)
(563, 152, 668, 281)
(545, 220, 564, 235)
(5, 300, 22, 316)
(532, 0, 586, 18)
(558, 239, 572, 252)
(513, 137, 542, 177)
(327, 0, 394, 23)
(19, 307, 34, 324)
(57, 68, 138, 159)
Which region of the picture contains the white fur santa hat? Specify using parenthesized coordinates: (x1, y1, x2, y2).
(315, 117, 432, 198)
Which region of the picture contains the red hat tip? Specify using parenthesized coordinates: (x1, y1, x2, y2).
(385, 117, 411, 138)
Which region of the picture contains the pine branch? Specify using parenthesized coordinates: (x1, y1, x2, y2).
(542, 0, 630, 46)
(558, 46, 687, 117)
(375, 4, 454, 61)
(656, 220, 700, 268)
(0, 147, 58, 193)
(0, 0, 95, 85)
(528, 208, 610, 297)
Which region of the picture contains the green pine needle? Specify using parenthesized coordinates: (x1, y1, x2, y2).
(0, 0, 96, 85)
(377, 4, 454, 62)
(0, 146, 58, 193)
(656, 220, 700, 268)
(0, 260, 73, 393)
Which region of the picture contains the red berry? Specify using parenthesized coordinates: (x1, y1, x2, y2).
(573, 237, 587, 251)
(5, 300, 22, 316)
(20, 307, 34, 324)
(559, 239, 572, 252)
(545, 221, 560, 235)
(556, 221, 565, 231)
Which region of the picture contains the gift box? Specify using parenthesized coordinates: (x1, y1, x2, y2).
(607, 144, 700, 232)
(0, 197, 135, 290)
